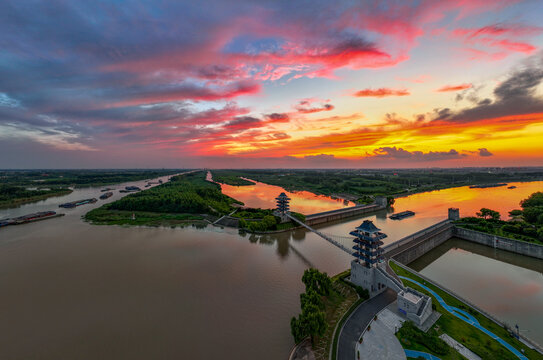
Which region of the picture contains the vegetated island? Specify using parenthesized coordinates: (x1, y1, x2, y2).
(84, 171, 304, 232)
(210, 168, 543, 204)
(0, 185, 72, 209)
(0, 169, 182, 209)
(455, 191, 543, 245)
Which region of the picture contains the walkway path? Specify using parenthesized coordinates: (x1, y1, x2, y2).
(336, 289, 397, 360)
(440, 334, 481, 360)
(356, 308, 406, 360)
(399, 276, 528, 360)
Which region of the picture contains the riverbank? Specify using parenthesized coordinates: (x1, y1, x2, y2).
(210, 169, 543, 204)
(0, 188, 73, 209)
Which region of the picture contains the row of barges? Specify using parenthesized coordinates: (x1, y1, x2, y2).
(59, 198, 97, 208)
(0, 211, 64, 227)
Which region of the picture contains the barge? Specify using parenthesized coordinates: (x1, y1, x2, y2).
(59, 198, 97, 208)
(120, 186, 141, 193)
(1, 211, 64, 228)
(99, 192, 113, 200)
(389, 210, 415, 220)
(469, 183, 507, 189)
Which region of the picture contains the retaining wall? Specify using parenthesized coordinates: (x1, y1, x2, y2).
(305, 204, 382, 226)
(383, 220, 453, 265)
(453, 226, 543, 260)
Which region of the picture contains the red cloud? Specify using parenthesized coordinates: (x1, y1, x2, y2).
(436, 83, 472, 92)
(353, 88, 410, 98)
(113, 81, 261, 107)
(452, 23, 543, 57)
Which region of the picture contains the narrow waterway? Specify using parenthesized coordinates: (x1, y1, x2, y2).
(0, 176, 541, 358)
(410, 238, 543, 345)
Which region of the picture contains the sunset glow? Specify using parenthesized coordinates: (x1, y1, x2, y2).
(1, 0, 543, 168)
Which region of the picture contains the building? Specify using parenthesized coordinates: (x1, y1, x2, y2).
(274, 192, 291, 223)
(349, 220, 434, 327)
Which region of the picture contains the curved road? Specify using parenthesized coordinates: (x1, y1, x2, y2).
(337, 289, 397, 360)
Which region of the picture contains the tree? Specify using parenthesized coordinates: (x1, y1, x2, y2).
(300, 288, 324, 310)
(520, 192, 543, 209)
(302, 269, 332, 296)
(476, 208, 500, 221)
(290, 303, 327, 345)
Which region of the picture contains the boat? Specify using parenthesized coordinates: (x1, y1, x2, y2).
(99, 192, 113, 200)
(507, 186, 517, 189)
(101, 188, 115, 192)
(59, 198, 97, 208)
(1, 211, 64, 228)
(469, 183, 507, 189)
(124, 186, 141, 192)
(389, 210, 415, 220)
(11, 211, 59, 224)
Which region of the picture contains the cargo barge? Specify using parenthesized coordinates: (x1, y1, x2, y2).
(119, 186, 141, 193)
(0, 211, 64, 228)
(59, 198, 97, 208)
(469, 183, 507, 189)
(389, 210, 415, 220)
(99, 192, 113, 200)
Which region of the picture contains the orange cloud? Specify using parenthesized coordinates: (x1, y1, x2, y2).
(436, 83, 472, 92)
(353, 88, 410, 97)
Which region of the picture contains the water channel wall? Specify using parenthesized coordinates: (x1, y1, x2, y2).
(305, 203, 383, 226)
(383, 220, 453, 264)
(453, 226, 543, 260)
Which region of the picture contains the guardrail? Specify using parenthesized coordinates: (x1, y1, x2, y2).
(305, 203, 381, 219)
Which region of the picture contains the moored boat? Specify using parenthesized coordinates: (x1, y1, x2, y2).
(59, 198, 97, 208)
(389, 210, 415, 220)
(99, 192, 113, 200)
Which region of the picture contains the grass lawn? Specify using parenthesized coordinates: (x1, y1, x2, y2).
(390, 261, 542, 360)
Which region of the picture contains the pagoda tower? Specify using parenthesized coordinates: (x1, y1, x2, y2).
(351, 220, 387, 267)
(275, 192, 291, 223)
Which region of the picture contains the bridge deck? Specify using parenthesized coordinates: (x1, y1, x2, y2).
(287, 214, 352, 254)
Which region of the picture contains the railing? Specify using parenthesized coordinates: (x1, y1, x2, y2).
(305, 203, 381, 219)
(287, 214, 352, 255)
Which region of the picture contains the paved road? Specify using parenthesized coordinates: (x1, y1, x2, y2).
(337, 289, 397, 360)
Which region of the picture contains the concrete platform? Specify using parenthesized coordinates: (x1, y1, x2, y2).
(356, 308, 407, 360)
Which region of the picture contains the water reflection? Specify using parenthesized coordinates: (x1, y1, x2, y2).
(217, 178, 354, 214)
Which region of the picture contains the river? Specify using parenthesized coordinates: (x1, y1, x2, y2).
(0, 177, 541, 358)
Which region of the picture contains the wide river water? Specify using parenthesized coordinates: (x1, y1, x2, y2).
(0, 177, 542, 358)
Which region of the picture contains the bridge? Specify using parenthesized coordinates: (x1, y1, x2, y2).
(286, 213, 407, 293)
(287, 213, 352, 254)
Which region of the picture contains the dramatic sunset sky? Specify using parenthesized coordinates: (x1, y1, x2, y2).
(1, 0, 543, 168)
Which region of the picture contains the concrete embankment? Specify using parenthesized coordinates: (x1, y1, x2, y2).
(453, 226, 543, 260)
(383, 220, 453, 264)
(305, 204, 382, 226)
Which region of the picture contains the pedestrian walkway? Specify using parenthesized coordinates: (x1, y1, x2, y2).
(356, 310, 406, 360)
(440, 334, 481, 360)
(336, 289, 397, 360)
(404, 349, 441, 359)
(399, 276, 528, 360)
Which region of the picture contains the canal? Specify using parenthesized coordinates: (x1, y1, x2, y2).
(0, 177, 541, 358)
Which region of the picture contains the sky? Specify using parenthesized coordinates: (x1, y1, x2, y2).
(1, 0, 543, 169)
